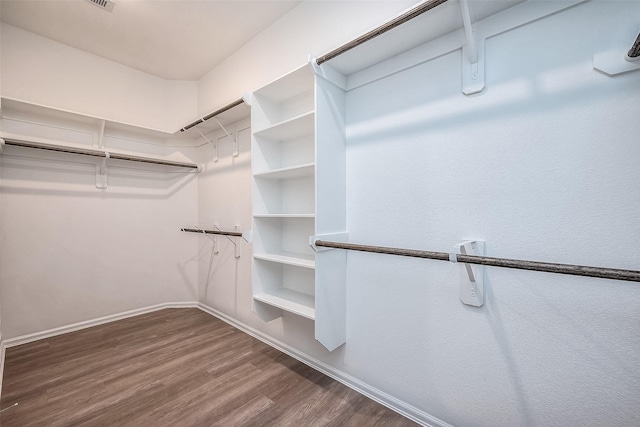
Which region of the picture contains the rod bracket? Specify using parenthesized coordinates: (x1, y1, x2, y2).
(594, 33, 640, 75)
(96, 151, 109, 189)
(453, 240, 485, 307)
(460, 0, 485, 95)
(310, 232, 349, 252)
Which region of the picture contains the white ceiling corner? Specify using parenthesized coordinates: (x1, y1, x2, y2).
(0, 0, 301, 81)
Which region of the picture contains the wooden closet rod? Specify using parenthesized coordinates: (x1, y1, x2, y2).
(315, 0, 449, 65)
(180, 98, 245, 132)
(314, 240, 640, 283)
(1, 137, 199, 169)
(181, 227, 243, 237)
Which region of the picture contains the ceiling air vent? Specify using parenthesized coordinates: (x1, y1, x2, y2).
(86, 0, 115, 12)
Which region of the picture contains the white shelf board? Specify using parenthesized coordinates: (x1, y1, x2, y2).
(253, 111, 315, 140)
(254, 289, 316, 320)
(253, 163, 315, 180)
(254, 251, 315, 269)
(253, 65, 315, 104)
(324, 0, 524, 76)
(253, 214, 315, 218)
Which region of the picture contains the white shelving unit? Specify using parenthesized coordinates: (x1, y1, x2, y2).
(250, 63, 347, 351)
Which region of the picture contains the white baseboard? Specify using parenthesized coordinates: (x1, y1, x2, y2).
(1, 301, 199, 349)
(0, 301, 450, 427)
(196, 303, 452, 427)
(0, 337, 5, 401)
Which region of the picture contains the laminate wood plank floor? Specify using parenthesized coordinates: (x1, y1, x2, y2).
(0, 308, 417, 426)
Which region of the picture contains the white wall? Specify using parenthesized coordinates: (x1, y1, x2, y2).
(0, 106, 200, 339)
(1, 24, 198, 134)
(1, 0, 638, 425)
(343, 1, 640, 426)
(196, 1, 640, 427)
(195, 119, 254, 319)
(196, 0, 416, 116)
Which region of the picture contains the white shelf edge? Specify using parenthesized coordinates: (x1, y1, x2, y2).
(0, 131, 198, 169)
(253, 162, 315, 179)
(254, 253, 315, 269)
(253, 214, 315, 218)
(253, 110, 315, 136)
(253, 292, 316, 320)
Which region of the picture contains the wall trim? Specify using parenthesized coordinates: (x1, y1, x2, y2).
(0, 339, 5, 402)
(196, 303, 453, 427)
(1, 302, 199, 349)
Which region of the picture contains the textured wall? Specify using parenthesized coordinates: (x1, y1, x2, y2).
(344, 1, 640, 425)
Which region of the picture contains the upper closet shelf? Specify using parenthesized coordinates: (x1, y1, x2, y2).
(253, 111, 315, 139)
(314, 0, 582, 94)
(253, 163, 315, 180)
(0, 133, 198, 170)
(253, 66, 315, 104)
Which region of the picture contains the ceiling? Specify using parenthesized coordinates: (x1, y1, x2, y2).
(0, 0, 301, 81)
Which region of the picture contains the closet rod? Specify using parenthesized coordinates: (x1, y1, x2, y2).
(315, 0, 448, 65)
(314, 240, 640, 283)
(628, 32, 640, 58)
(180, 98, 245, 132)
(181, 227, 243, 237)
(1, 137, 199, 169)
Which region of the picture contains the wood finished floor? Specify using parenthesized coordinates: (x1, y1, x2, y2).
(0, 308, 417, 426)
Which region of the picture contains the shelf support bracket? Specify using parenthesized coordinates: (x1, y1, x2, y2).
(310, 232, 349, 252)
(234, 225, 241, 258)
(96, 120, 106, 149)
(593, 32, 640, 76)
(96, 151, 109, 189)
(451, 240, 485, 307)
(212, 117, 239, 158)
(196, 129, 218, 163)
(460, 0, 485, 95)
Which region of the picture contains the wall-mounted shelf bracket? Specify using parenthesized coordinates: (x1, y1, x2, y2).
(196, 129, 218, 163)
(310, 55, 348, 91)
(233, 225, 241, 258)
(594, 47, 640, 76)
(95, 120, 106, 149)
(460, 0, 485, 95)
(212, 117, 239, 157)
(310, 232, 349, 252)
(451, 240, 485, 307)
(96, 151, 109, 189)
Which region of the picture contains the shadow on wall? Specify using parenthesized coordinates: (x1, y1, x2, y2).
(0, 149, 198, 199)
(348, 58, 637, 146)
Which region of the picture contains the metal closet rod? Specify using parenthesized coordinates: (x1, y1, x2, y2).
(316, 0, 449, 65)
(180, 98, 245, 132)
(181, 227, 243, 237)
(180, 1, 448, 129)
(314, 240, 640, 283)
(2, 138, 199, 169)
(628, 32, 640, 58)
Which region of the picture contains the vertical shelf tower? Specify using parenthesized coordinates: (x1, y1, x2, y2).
(250, 63, 347, 351)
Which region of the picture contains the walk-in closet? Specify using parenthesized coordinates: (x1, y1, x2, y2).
(0, 0, 638, 426)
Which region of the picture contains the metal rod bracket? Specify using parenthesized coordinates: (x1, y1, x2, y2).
(454, 240, 485, 307)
